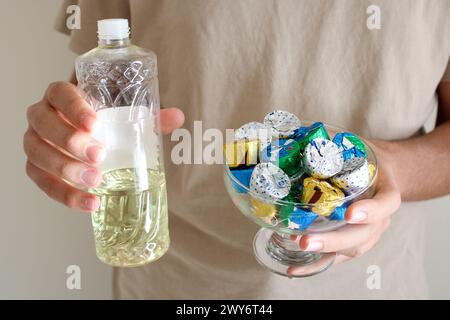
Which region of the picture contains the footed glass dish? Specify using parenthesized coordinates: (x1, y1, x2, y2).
(223, 121, 378, 278)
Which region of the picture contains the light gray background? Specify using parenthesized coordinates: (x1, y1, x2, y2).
(0, 0, 448, 299)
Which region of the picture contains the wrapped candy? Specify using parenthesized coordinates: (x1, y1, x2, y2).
(333, 132, 366, 160)
(261, 139, 302, 177)
(279, 192, 318, 230)
(249, 163, 291, 200)
(263, 110, 302, 138)
(331, 157, 370, 195)
(235, 121, 272, 149)
(227, 110, 377, 231)
(303, 138, 344, 179)
(224, 140, 259, 168)
(301, 177, 345, 216)
(230, 167, 254, 193)
(369, 163, 376, 179)
(283, 208, 318, 230)
(278, 183, 318, 230)
(329, 204, 348, 221)
(250, 198, 277, 219)
(294, 122, 330, 152)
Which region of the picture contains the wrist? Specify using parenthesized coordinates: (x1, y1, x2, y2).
(366, 139, 404, 195)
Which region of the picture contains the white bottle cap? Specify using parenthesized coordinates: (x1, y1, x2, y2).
(97, 19, 130, 40)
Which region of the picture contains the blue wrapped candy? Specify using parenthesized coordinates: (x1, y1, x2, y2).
(329, 204, 348, 221)
(230, 167, 254, 193)
(279, 191, 318, 230)
(286, 208, 318, 230)
(333, 132, 366, 161)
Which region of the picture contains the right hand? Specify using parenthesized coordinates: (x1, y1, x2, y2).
(24, 81, 184, 212)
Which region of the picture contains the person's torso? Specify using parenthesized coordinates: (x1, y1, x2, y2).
(114, 0, 450, 299)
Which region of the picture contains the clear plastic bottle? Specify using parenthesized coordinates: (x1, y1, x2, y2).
(75, 19, 169, 267)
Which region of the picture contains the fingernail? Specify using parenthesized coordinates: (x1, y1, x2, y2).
(350, 211, 367, 223)
(80, 114, 97, 131)
(80, 168, 101, 187)
(305, 240, 323, 252)
(81, 197, 100, 211)
(85, 144, 106, 163)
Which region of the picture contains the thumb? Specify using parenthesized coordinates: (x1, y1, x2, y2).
(160, 107, 185, 134)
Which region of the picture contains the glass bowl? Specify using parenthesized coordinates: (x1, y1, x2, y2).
(223, 121, 378, 278)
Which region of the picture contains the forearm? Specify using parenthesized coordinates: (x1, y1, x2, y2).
(372, 120, 450, 201)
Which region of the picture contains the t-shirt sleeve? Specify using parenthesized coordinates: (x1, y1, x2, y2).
(54, 0, 130, 54)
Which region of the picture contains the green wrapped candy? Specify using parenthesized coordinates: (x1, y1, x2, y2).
(261, 139, 302, 177)
(279, 183, 318, 230)
(294, 122, 330, 153)
(332, 132, 367, 160)
(278, 181, 303, 222)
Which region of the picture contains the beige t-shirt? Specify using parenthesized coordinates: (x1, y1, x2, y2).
(56, 0, 450, 299)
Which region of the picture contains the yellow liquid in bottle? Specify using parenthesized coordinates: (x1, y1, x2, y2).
(90, 168, 169, 267)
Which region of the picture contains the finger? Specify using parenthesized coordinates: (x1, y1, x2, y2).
(339, 233, 381, 259)
(299, 223, 379, 253)
(345, 175, 401, 224)
(45, 81, 97, 131)
(287, 252, 336, 278)
(26, 161, 100, 212)
(24, 128, 102, 188)
(26, 102, 105, 164)
(333, 253, 351, 265)
(334, 223, 387, 264)
(160, 107, 185, 134)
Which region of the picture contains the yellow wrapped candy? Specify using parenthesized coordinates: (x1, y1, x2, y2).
(301, 177, 345, 216)
(368, 163, 376, 179)
(250, 198, 277, 219)
(224, 140, 259, 168)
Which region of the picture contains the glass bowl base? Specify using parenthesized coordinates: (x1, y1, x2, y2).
(253, 228, 336, 278)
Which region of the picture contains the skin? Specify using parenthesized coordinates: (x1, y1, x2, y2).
(23, 74, 450, 275)
(289, 81, 450, 275)
(24, 75, 184, 212)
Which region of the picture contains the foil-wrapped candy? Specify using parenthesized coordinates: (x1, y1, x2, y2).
(303, 138, 344, 179)
(301, 177, 345, 216)
(263, 110, 302, 138)
(331, 157, 370, 195)
(250, 198, 277, 220)
(249, 162, 291, 200)
(261, 139, 302, 177)
(333, 132, 366, 161)
(294, 122, 330, 153)
(229, 167, 254, 193)
(235, 121, 272, 150)
(224, 140, 260, 168)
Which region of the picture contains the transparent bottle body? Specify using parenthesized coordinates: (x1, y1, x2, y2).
(75, 39, 169, 267)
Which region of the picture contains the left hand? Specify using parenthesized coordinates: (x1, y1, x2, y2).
(289, 141, 401, 276)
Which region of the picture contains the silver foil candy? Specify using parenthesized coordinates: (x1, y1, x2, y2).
(303, 138, 344, 179)
(249, 162, 291, 200)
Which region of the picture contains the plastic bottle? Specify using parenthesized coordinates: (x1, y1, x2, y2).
(75, 19, 169, 267)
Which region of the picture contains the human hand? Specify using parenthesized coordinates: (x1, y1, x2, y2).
(24, 81, 184, 212)
(288, 141, 401, 276)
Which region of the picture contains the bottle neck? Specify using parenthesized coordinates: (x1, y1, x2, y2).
(98, 37, 131, 48)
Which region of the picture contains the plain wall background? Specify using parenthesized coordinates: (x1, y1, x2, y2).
(0, 0, 448, 299)
(0, 0, 112, 299)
